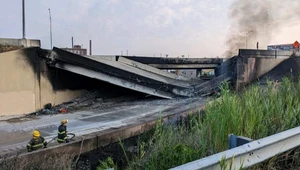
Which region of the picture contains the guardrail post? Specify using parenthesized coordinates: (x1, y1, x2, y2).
(228, 134, 253, 149)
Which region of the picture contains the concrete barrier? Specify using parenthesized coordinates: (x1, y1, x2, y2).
(0, 38, 40, 47)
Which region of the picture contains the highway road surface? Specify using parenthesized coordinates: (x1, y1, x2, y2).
(0, 97, 208, 157)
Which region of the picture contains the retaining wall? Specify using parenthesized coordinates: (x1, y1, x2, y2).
(236, 49, 300, 88)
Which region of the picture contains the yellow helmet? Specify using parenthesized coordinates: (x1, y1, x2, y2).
(33, 130, 40, 137)
(61, 119, 68, 124)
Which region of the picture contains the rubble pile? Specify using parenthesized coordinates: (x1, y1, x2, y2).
(30, 91, 103, 116)
(29, 91, 141, 116)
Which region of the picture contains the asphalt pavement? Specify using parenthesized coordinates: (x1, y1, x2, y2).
(0, 97, 208, 156)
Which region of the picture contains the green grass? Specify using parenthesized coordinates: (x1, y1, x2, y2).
(98, 77, 300, 170)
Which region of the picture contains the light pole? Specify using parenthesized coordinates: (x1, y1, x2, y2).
(48, 8, 53, 49)
(22, 0, 25, 39)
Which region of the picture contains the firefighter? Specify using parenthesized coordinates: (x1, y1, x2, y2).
(57, 119, 69, 143)
(26, 130, 47, 152)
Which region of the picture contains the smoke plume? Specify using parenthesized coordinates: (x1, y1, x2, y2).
(225, 0, 300, 57)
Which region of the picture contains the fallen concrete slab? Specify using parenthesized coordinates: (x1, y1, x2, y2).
(54, 62, 175, 99)
(116, 56, 189, 80)
(87, 55, 187, 80)
(47, 47, 196, 98)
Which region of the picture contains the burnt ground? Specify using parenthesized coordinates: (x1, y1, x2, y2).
(75, 134, 146, 170)
(74, 109, 203, 170)
(74, 114, 194, 170)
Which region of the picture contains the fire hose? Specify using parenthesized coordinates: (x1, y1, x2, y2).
(47, 133, 76, 144)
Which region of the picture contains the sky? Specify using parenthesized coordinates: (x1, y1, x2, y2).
(0, 0, 300, 57)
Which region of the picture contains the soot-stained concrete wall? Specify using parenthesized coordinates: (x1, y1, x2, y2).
(235, 50, 294, 89)
(0, 48, 132, 115)
(0, 47, 86, 115)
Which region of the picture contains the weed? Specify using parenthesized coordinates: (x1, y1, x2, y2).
(97, 157, 118, 170)
(118, 138, 130, 169)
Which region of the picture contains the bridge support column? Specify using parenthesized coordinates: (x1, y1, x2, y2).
(196, 69, 202, 78)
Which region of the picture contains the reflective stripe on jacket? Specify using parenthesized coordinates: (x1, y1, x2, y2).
(27, 136, 47, 151)
(57, 124, 67, 141)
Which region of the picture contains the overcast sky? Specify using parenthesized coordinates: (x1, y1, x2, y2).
(1, 0, 299, 57)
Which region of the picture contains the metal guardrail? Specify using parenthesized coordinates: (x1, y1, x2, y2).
(170, 126, 300, 170)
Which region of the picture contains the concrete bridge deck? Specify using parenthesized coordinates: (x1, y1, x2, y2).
(123, 56, 224, 64)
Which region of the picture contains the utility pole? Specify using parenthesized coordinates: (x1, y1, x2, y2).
(72, 37, 74, 48)
(22, 0, 25, 39)
(48, 8, 53, 49)
(89, 40, 92, 55)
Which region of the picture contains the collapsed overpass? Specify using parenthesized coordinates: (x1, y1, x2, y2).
(0, 47, 228, 116)
(47, 47, 228, 99)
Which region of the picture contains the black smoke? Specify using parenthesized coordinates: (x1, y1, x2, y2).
(225, 0, 300, 57)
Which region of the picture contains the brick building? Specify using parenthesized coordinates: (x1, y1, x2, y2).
(61, 45, 87, 55)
